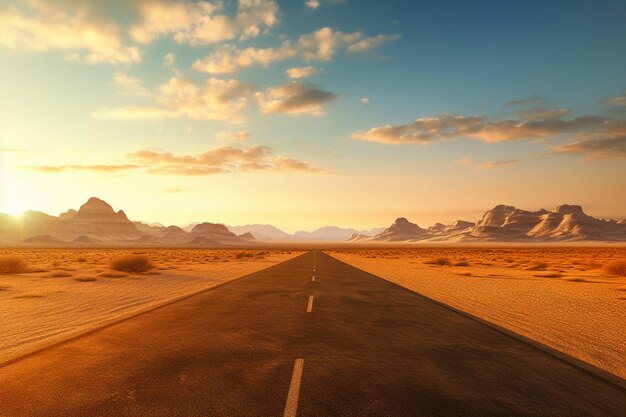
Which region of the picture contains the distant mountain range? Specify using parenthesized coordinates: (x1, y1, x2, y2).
(353, 204, 626, 242)
(0, 197, 252, 247)
(1, 198, 624, 246)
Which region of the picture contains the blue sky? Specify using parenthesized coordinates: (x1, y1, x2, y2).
(1, 0, 625, 230)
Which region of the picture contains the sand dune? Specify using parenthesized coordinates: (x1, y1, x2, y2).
(329, 247, 626, 379)
(0, 249, 300, 364)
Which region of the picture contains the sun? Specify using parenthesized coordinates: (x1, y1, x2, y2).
(1, 175, 35, 217)
(0, 196, 27, 216)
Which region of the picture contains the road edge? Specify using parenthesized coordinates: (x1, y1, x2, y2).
(0, 252, 308, 369)
(324, 251, 626, 391)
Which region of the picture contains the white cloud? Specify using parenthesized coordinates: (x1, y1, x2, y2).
(305, 0, 320, 10)
(193, 27, 399, 74)
(360, 97, 369, 104)
(305, 0, 345, 10)
(163, 52, 175, 66)
(0, 0, 140, 64)
(112, 71, 150, 97)
(127, 145, 328, 175)
(286, 66, 318, 79)
(94, 76, 257, 123)
(130, 0, 279, 45)
(297, 27, 361, 61)
(255, 81, 337, 115)
(217, 131, 251, 141)
(192, 43, 297, 74)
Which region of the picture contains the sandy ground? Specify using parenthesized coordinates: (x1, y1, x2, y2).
(0, 249, 301, 364)
(329, 247, 626, 380)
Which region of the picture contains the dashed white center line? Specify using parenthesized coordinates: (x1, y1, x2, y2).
(306, 295, 314, 313)
(311, 275, 315, 282)
(283, 359, 304, 417)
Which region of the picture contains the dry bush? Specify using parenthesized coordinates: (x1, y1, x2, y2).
(75, 277, 97, 282)
(454, 261, 470, 267)
(47, 271, 72, 278)
(235, 251, 254, 259)
(425, 257, 451, 266)
(111, 255, 154, 273)
(527, 262, 548, 271)
(605, 260, 626, 277)
(0, 256, 28, 274)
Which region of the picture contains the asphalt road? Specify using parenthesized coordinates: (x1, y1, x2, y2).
(0, 251, 624, 416)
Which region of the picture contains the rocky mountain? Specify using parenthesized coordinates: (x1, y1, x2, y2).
(373, 217, 429, 241)
(227, 224, 385, 241)
(189, 222, 240, 243)
(294, 226, 362, 241)
(0, 197, 254, 247)
(365, 204, 626, 242)
(227, 224, 293, 241)
(2, 199, 623, 245)
(347, 233, 372, 242)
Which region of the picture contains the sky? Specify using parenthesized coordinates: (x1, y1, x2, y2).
(1, 0, 625, 232)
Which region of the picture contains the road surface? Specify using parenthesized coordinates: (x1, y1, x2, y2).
(0, 251, 624, 416)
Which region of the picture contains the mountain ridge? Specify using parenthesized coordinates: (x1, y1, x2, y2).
(1, 198, 624, 245)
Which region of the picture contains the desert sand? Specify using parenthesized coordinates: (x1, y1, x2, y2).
(329, 247, 626, 379)
(0, 249, 301, 364)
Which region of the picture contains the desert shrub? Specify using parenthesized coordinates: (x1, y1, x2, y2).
(425, 257, 451, 266)
(527, 262, 548, 271)
(235, 251, 254, 259)
(75, 277, 97, 282)
(605, 260, 626, 277)
(0, 256, 28, 274)
(454, 261, 470, 267)
(48, 271, 72, 278)
(111, 255, 154, 273)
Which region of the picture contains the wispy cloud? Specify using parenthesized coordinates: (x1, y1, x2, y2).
(255, 81, 337, 115)
(550, 136, 626, 160)
(346, 34, 400, 55)
(193, 27, 399, 74)
(0, 147, 28, 153)
(23, 164, 142, 173)
(351, 111, 624, 144)
(602, 93, 626, 114)
(22, 146, 329, 176)
(504, 97, 550, 107)
(112, 71, 150, 97)
(217, 131, 250, 141)
(455, 158, 520, 169)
